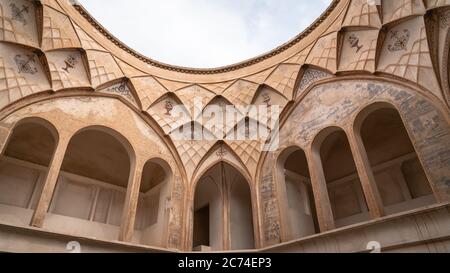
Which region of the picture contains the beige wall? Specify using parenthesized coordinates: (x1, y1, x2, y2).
(0, 96, 186, 249)
(0, 78, 448, 253)
(259, 79, 450, 248)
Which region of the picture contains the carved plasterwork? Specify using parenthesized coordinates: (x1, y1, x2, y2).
(222, 80, 259, 106)
(306, 32, 338, 73)
(147, 93, 190, 134)
(0, 43, 50, 109)
(42, 6, 81, 50)
(98, 80, 138, 106)
(73, 23, 106, 51)
(46, 49, 90, 90)
(264, 64, 301, 100)
(296, 68, 333, 98)
(130, 76, 168, 110)
(343, 0, 381, 28)
(382, 0, 426, 25)
(175, 85, 215, 117)
(339, 29, 378, 72)
(378, 17, 442, 99)
(0, 0, 450, 251)
(86, 50, 123, 88)
(0, 0, 39, 47)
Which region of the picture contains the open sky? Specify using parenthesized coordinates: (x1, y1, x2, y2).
(78, 0, 332, 68)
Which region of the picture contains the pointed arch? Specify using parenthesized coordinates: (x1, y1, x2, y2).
(191, 141, 252, 185)
(42, 125, 137, 241)
(275, 146, 320, 241)
(0, 117, 59, 226)
(134, 157, 173, 247)
(353, 102, 436, 215)
(252, 84, 290, 104)
(311, 126, 370, 228)
(191, 161, 256, 251)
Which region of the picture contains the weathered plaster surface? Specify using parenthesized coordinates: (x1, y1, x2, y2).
(259, 79, 450, 246)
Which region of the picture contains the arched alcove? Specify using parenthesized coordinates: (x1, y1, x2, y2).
(134, 158, 172, 247)
(355, 103, 435, 215)
(0, 118, 58, 226)
(45, 126, 135, 241)
(312, 127, 370, 228)
(276, 147, 319, 241)
(193, 162, 254, 251)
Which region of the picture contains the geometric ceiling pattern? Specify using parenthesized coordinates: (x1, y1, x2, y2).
(0, 0, 449, 181)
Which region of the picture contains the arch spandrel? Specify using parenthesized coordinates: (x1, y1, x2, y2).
(129, 76, 169, 110)
(192, 141, 252, 188)
(46, 49, 91, 91)
(96, 78, 141, 108)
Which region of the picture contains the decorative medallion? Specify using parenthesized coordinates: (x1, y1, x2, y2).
(165, 100, 174, 116)
(216, 145, 228, 158)
(14, 54, 38, 74)
(10, 3, 30, 26)
(297, 69, 331, 92)
(348, 34, 363, 53)
(62, 56, 78, 73)
(388, 29, 410, 52)
(104, 82, 135, 103)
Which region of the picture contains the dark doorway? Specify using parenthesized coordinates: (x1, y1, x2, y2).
(193, 205, 210, 248)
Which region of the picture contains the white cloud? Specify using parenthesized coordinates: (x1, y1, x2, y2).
(78, 0, 332, 68)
